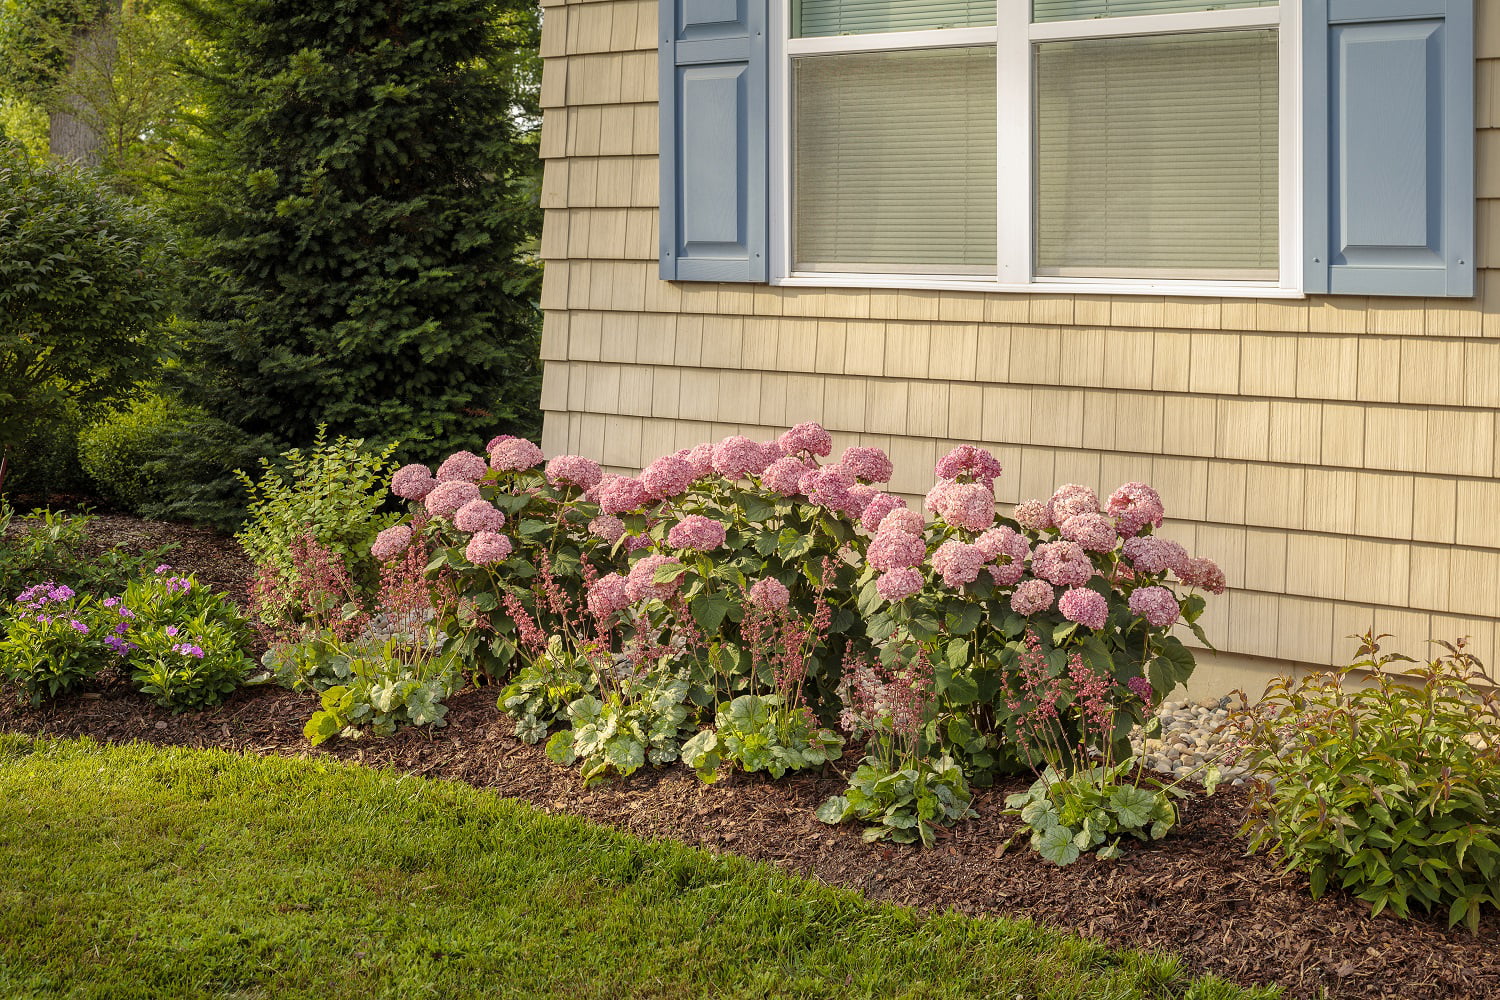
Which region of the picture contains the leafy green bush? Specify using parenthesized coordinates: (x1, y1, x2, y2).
(545, 672, 696, 787)
(236, 428, 398, 591)
(498, 635, 598, 744)
(816, 756, 975, 847)
(0, 583, 111, 703)
(0, 139, 178, 491)
(1, 394, 88, 498)
(127, 613, 249, 712)
(1004, 763, 1192, 865)
(302, 638, 463, 745)
(681, 694, 843, 783)
(1230, 634, 1500, 933)
(78, 394, 249, 522)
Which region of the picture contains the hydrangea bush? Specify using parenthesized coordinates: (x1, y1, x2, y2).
(373, 423, 1225, 841)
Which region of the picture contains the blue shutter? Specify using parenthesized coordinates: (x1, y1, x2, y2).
(659, 0, 769, 282)
(1304, 0, 1474, 296)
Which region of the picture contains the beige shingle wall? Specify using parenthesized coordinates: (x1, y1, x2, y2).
(536, 0, 1500, 689)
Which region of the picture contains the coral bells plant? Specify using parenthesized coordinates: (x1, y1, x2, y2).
(1000, 628, 1216, 865)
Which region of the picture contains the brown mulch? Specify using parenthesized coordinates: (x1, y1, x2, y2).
(3, 511, 1497, 1000)
(83, 512, 257, 602)
(3, 682, 1496, 1000)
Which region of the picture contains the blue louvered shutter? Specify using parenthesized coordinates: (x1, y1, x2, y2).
(1303, 0, 1474, 296)
(659, 0, 769, 282)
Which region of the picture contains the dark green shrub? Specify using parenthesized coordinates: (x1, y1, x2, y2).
(0, 139, 178, 496)
(78, 394, 205, 512)
(0, 503, 176, 604)
(1230, 634, 1500, 933)
(169, 0, 542, 463)
(2, 395, 87, 498)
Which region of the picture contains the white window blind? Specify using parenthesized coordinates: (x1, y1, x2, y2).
(793, 0, 995, 38)
(793, 47, 998, 273)
(1034, 29, 1279, 279)
(1032, 0, 1276, 23)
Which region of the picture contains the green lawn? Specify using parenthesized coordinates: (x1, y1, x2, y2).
(0, 736, 1278, 1000)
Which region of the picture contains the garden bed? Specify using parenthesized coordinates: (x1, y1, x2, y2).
(3, 677, 1495, 1000)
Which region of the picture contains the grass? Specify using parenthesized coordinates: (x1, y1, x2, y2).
(0, 735, 1279, 1000)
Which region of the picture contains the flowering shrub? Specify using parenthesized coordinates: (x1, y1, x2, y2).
(498, 634, 598, 744)
(0, 584, 111, 703)
(127, 614, 249, 712)
(1228, 635, 1500, 933)
(0, 504, 176, 615)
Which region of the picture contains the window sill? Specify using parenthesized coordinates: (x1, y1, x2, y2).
(775, 272, 1305, 299)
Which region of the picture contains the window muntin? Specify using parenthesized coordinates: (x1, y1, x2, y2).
(793, 47, 998, 272)
(793, 0, 996, 37)
(1034, 29, 1279, 279)
(778, 2, 1290, 291)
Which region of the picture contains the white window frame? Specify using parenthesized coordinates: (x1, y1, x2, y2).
(768, 0, 1302, 298)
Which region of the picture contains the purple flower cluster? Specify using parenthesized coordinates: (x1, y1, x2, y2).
(761, 456, 812, 496)
(454, 499, 506, 534)
(1122, 536, 1188, 575)
(1060, 512, 1118, 553)
(1031, 540, 1094, 587)
(934, 444, 1003, 486)
(1177, 556, 1227, 595)
(1128, 586, 1181, 627)
(859, 492, 906, 533)
(932, 540, 985, 588)
(1107, 482, 1166, 537)
(465, 531, 513, 566)
(712, 436, 771, 479)
(801, 464, 857, 514)
(15, 582, 75, 610)
(170, 642, 206, 659)
(1010, 578, 1054, 616)
(545, 455, 604, 491)
(1058, 587, 1109, 630)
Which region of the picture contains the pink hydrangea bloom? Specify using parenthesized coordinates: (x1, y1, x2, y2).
(777, 421, 833, 457)
(761, 455, 812, 496)
(880, 508, 925, 538)
(486, 434, 515, 452)
(713, 435, 771, 479)
(641, 454, 697, 501)
(680, 443, 717, 479)
(597, 475, 649, 515)
(934, 444, 1003, 485)
(437, 451, 488, 483)
(589, 515, 626, 544)
(801, 464, 857, 513)
(1013, 498, 1055, 532)
(976, 526, 1029, 585)
(1129, 585, 1181, 627)
(867, 530, 927, 571)
(588, 573, 632, 620)
(1048, 484, 1100, 526)
(1177, 556, 1226, 595)
(465, 531, 512, 566)
(876, 567, 925, 602)
(839, 446, 893, 484)
(1032, 540, 1094, 587)
(624, 534, 654, 553)
(859, 493, 907, 534)
(1060, 512, 1118, 553)
(747, 577, 790, 610)
(371, 525, 412, 561)
(1059, 587, 1109, 630)
(932, 540, 985, 588)
(625, 554, 685, 603)
(1107, 482, 1166, 538)
(938, 481, 997, 533)
(545, 455, 603, 491)
(1010, 579, 1054, 616)
(924, 480, 955, 515)
(845, 484, 877, 519)
(490, 438, 544, 471)
(1127, 676, 1155, 704)
(425, 480, 481, 518)
(391, 464, 438, 500)
(1123, 536, 1188, 575)
(667, 514, 727, 551)
(454, 499, 506, 533)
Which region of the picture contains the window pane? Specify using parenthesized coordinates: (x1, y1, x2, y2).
(1033, 0, 1275, 22)
(794, 47, 997, 273)
(794, 0, 994, 38)
(1035, 30, 1279, 279)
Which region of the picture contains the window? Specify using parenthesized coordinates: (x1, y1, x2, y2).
(777, 0, 1297, 293)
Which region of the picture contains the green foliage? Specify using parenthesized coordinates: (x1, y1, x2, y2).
(545, 673, 695, 787)
(816, 755, 976, 847)
(302, 636, 463, 745)
(1230, 634, 1500, 934)
(0, 587, 110, 702)
(497, 634, 597, 744)
(0, 503, 175, 600)
(126, 612, 248, 711)
(235, 427, 398, 589)
(681, 693, 843, 783)
(0, 395, 87, 498)
(0, 139, 178, 481)
(0, 0, 105, 98)
(78, 393, 232, 515)
(0, 738, 1280, 1000)
(169, 0, 543, 462)
(1004, 763, 1197, 866)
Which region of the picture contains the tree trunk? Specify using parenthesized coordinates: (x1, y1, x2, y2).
(47, 0, 123, 166)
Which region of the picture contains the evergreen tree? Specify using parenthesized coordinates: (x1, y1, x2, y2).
(169, 0, 542, 464)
